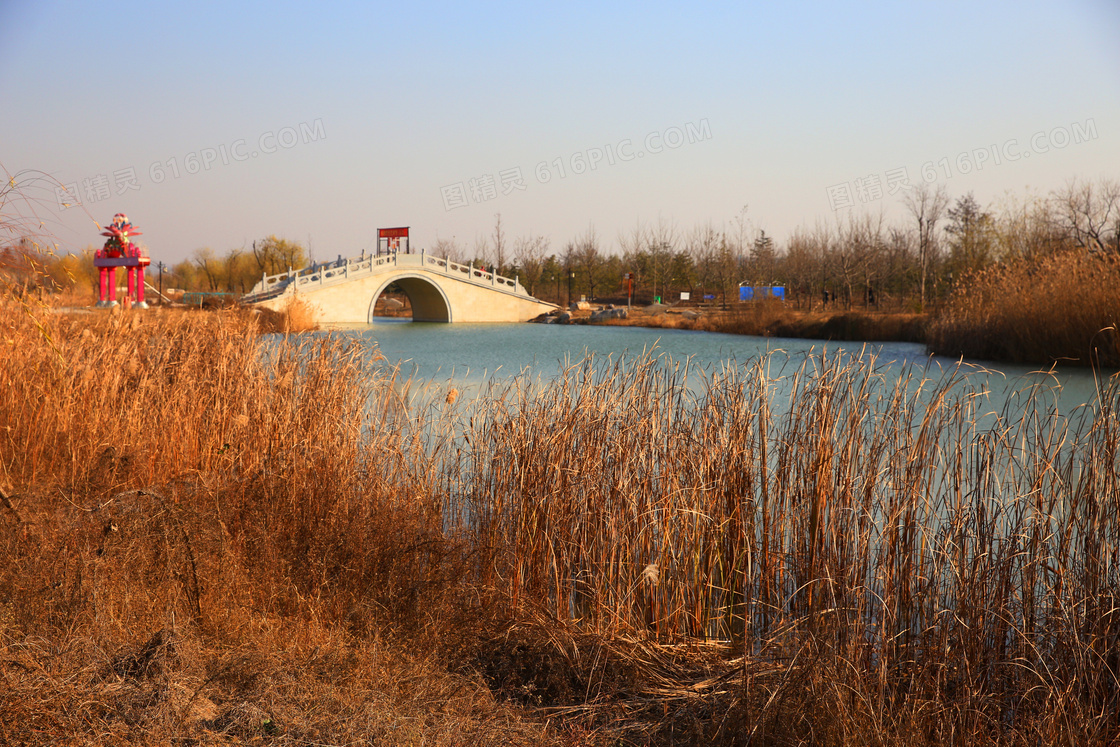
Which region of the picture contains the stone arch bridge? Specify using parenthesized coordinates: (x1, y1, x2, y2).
(242, 252, 557, 323)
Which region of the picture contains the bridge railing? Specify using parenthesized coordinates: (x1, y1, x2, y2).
(244, 251, 528, 302)
(423, 256, 521, 292)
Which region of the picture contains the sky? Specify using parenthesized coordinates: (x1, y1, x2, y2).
(2, 0, 1118, 266)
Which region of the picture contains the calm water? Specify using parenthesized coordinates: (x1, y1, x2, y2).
(322, 320, 1107, 412)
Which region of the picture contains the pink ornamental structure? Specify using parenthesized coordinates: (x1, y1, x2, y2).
(95, 213, 150, 309)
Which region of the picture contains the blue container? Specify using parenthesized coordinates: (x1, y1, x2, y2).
(739, 285, 786, 301)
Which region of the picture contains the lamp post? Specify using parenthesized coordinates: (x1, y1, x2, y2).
(568, 271, 575, 307)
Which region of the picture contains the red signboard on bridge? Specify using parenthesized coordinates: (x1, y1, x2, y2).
(377, 226, 410, 255)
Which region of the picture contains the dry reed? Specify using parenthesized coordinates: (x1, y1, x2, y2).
(0, 300, 546, 745)
(3, 294, 1120, 745)
(251, 293, 320, 334)
(440, 347, 1120, 743)
(929, 249, 1120, 366)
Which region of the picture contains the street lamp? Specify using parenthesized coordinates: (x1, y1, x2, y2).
(568, 271, 575, 306)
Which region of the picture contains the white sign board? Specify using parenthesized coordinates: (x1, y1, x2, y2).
(680, 292, 690, 301)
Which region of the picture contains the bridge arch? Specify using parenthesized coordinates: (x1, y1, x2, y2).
(368, 273, 453, 322)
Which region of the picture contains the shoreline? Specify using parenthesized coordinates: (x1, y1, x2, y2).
(538, 303, 1117, 369)
(539, 302, 928, 342)
(48, 296, 1116, 369)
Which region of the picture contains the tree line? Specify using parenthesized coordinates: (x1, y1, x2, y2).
(451, 177, 1118, 311)
(3, 177, 1117, 309)
(0, 235, 309, 300)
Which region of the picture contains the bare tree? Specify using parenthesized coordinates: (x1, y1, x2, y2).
(645, 217, 678, 302)
(513, 234, 549, 295)
(618, 223, 644, 258)
(193, 247, 220, 291)
(689, 222, 730, 305)
(800, 222, 834, 308)
(561, 239, 579, 305)
(472, 232, 492, 268)
(224, 246, 245, 292)
(618, 222, 649, 300)
(902, 183, 949, 310)
(431, 236, 467, 264)
(251, 236, 307, 276)
(881, 226, 917, 303)
(572, 225, 604, 300)
(833, 212, 885, 307)
(727, 205, 752, 283)
(783, 227, 818, 309)
(492, 213, 507, 271)
(1053, 177, 1120, 253)
(990, 191, 1065, 259)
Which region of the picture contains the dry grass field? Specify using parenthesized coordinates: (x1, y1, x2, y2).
(2, 295, 1120, 745)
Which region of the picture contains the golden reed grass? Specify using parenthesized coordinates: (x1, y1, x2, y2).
(3, 295, 1120, 744)
(0, 301, 537, 745)
(251, 293, 320, 334)
(438, 349, 1120, 743)
(929, 250, 1120, 367)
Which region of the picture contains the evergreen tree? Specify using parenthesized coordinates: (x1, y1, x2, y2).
(945, 193, 995, 278)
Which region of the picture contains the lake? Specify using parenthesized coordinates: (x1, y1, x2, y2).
(324, 320, 1106, 413)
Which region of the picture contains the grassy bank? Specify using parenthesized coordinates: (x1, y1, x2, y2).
(3, 298, 1120, 744)
(595, 303, 928, 344)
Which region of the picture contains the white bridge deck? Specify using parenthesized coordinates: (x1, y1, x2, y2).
(244, 252, 531, 302)
(242, 252, 556, 324)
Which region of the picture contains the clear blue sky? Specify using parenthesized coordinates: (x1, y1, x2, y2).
(2, 0, 1118, 265)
